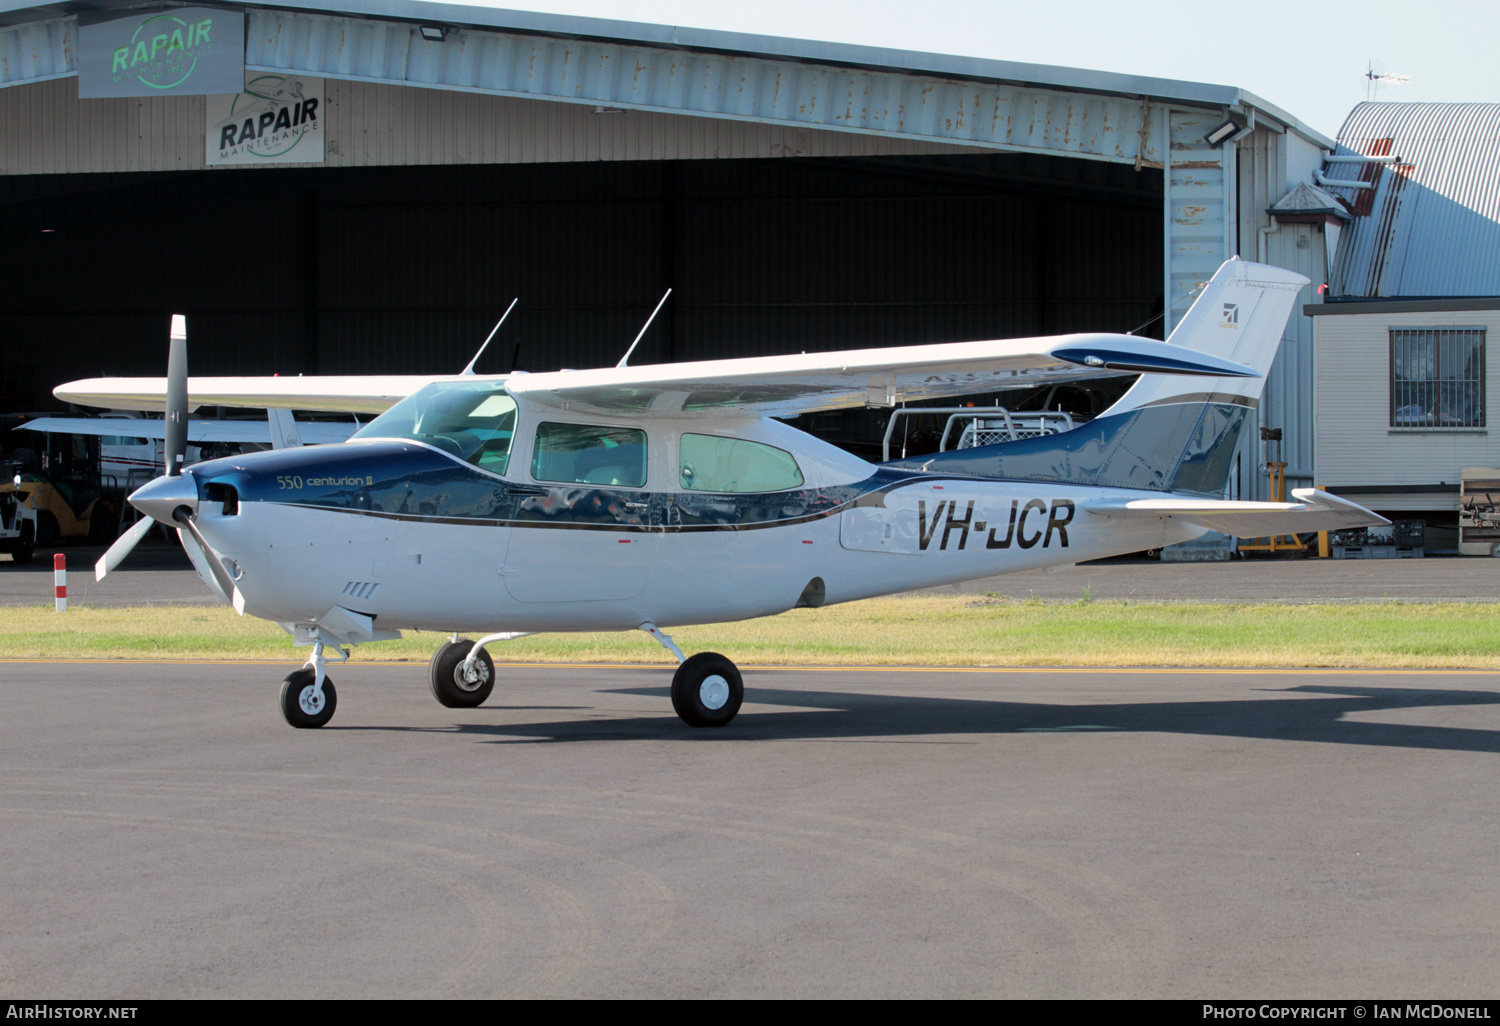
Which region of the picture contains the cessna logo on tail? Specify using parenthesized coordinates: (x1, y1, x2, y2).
(917, 499, 1074, 551)
(1221, 302, 1239, 327)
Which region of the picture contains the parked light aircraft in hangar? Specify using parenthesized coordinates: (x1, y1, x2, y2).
(57, 259, 1386, 730)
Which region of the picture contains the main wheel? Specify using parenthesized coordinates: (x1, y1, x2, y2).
(10, 522, 34, 565)
(428, 639, 495, 708)
(280, 667, 336, 728)
(671, 652, 744, 728)
(35, 512, 58, 549)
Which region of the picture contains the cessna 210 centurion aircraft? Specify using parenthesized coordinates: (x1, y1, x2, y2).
(59, 258, 1385, 730)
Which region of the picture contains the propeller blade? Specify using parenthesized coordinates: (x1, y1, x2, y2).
(95, 515, 154, 581)
(173, 508, 238, 605)
(164, 314, 189, 478)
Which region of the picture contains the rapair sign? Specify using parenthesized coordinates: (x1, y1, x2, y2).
(79, 8, 245, 98)
(207, 75, 326, 166)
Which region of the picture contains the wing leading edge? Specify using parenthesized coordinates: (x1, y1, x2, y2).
(53, 375, 452, 414)
(18, 417, 360, 446)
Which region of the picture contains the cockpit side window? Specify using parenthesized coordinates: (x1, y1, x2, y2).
(531, 423, 647, 488)
(352, 381, 517, 473)
(678, 434, 804, 492)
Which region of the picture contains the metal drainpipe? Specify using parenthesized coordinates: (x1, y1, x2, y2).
(1255, 218, 1281, 485)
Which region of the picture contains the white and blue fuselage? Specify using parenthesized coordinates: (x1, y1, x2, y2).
(158, 404, 1198, 637)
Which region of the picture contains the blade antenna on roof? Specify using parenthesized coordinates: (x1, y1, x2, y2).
(617, 288, 672, 368)
(461, 298, 519, 375)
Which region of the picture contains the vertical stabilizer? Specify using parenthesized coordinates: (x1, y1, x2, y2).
(899, 258, 1309, 496)
(1105, 257, 1308, 416)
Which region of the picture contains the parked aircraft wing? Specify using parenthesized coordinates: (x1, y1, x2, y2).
(53, 334, 1253, 421)
(19, 417, 360, 445)
(501, 334, 1257, 418)
(1084, 488, 1388, 536)
(53, 375, 449, 414)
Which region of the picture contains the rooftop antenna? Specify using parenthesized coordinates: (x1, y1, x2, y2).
(1365, 59, 1410, 102)
(617, 288, 672, 368)
(461, 297, 519, 375)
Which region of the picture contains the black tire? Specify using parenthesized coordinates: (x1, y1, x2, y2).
(428, 639, 495, 708)
(671, 652, 743, 728)
(86, 505, 118, 545)
(35, 512, 58, 549)
(10, 522, 34, 565)
(279, 667, 337, 728)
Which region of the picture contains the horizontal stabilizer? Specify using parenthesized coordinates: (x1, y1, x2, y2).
(1085, 488, 1388, 538)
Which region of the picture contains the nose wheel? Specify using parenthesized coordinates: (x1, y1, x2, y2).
(280, 667, 337, 728)
(278, 636, 344, 728)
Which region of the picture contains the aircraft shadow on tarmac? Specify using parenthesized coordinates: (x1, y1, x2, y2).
(358, 682, 1500, 753)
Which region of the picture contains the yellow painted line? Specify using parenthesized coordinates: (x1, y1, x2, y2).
(0, 658, 1496, 676)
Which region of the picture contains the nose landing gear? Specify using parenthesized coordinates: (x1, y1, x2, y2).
(278, 637, 345, 728)
(280, 667, 337, 728)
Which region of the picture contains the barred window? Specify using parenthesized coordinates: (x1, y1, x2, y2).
(1390, 328, 1486, 428)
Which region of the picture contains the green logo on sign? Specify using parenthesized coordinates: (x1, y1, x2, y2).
(110, 14, 214, 91)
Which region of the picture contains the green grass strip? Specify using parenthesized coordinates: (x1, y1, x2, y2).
(3, 596, 1499, 668)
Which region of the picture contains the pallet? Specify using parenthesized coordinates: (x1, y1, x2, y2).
(1331, 545, 1424, 559)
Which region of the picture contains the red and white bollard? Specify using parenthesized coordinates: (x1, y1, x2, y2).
(54, 553, 67, 612)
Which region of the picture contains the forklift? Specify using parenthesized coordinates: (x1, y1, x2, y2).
(0, 457, 39, 563)
(0, 430, 119, 550)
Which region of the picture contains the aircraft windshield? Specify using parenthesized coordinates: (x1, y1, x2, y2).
(353, 380, 518, 473)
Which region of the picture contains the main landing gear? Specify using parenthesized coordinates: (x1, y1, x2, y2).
(277, 624, 745, 729)
(643, 622, 744, 728)
(415, 622, 745, 728)
(428, 637, 496, 708)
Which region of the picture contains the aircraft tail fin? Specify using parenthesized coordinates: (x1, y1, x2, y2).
(890, 258, 1309, 496)
(1105, 257, 1307, 417)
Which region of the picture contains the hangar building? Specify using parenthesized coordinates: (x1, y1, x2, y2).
(0, 0, 1332, 498)
(1310, 102, 1500, 551)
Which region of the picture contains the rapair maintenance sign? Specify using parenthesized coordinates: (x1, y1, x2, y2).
(206, 75, 325, 166)
(78, 8, 245, 98)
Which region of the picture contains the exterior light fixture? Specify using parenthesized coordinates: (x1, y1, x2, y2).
(1203, 118, 1242, 148)
(419, 25, 445, 42)
(592, 106, 627, 115)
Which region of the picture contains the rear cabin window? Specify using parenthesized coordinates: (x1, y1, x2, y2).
(679, 434, 804, 492)
(531, 423, 648, 487)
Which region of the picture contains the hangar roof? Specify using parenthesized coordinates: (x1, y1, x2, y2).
(1327, 102, 1500, 299)
(0, 0, 1331, 148)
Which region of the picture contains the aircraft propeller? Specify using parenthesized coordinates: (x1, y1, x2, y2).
(95, 315, 194, 582)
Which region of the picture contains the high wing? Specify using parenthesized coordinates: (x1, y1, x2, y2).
(1085, 489, 1389, 537)
(504, 333, 1258, 418)
(53, 334, 1254, 419)
(53, 375, 451, 414)
(17, 417, 360, 446)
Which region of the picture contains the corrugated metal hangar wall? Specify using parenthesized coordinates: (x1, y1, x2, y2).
(0, 82, 1164, 411)
(0, 0, 1334, 492)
